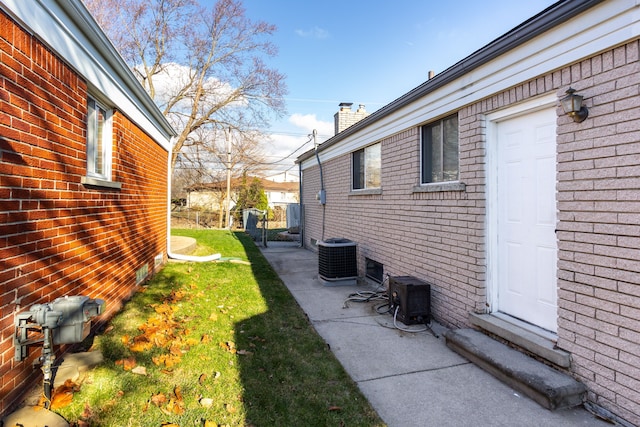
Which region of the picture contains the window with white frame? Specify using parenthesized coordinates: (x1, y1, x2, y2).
(352, 142, 381, 190)
(421, 114, 459, 184)
(86, 97, 113, 181)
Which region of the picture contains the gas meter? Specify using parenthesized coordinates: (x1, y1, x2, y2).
(14, 295, 104, 409)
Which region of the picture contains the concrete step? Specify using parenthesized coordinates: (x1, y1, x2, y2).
(444, 328, 586, 410)
(469, 313, 571, 368)
(170, 235, 197, 255)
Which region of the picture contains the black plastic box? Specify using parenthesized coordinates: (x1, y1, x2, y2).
(388, 276, 431, 325)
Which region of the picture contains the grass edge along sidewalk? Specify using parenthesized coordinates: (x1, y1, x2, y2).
(55, 229, 385, 427)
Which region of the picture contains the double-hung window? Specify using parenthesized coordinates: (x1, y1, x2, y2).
(352, 142, 381, 190)
(86, 97, 113, 181)
(421, 114, 459, 184)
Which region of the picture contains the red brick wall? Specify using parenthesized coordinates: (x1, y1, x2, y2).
(0, 10, 168, 415)
(302, 39, 640, 426)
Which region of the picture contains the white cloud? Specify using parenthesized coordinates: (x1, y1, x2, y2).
(295, 26, 330, 39)
(289, 113, 333, 139)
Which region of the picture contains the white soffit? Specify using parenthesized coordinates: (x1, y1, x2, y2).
(0, 0, 175, 151)
(301, 0, 640, 170)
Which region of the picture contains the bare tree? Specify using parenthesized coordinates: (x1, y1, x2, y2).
(85, 0, 287, 171)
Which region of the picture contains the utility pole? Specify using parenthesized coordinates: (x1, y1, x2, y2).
(225, 128, 232, 229)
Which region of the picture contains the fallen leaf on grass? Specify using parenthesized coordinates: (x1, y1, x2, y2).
(131, 365, 147, 375)
(151, 392, 167, 407)
(49, 392, 73, 410)
(162, 398, 185, 415)
(198, 373, 207, 385)
(236, 349, 253, 355)
(174, 385, 183, 401)
(328, 405, 342, 411)
(129, 335, 153, 352)
(219, 341, 236, 354)
(165, 290, 185, 302)
(199, 397, 214, 408)
(49, 379, 81, 409)
(225, 403, 237, 414)
(115, 356, 137, 371)
(153, 353, 182, 367)
(154, 302, 175, 315)
(169, 344, 183, 356)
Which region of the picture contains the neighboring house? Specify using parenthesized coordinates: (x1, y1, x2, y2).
(0, 0, 175, 416)
(187, 176, 299, 211)
(297, 1, 640, 425)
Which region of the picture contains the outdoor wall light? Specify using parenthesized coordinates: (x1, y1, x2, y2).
(561, 87, 589, 123)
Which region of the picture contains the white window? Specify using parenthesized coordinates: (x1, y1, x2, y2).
(352, 142, 381, 190)
(86, 97, 113, 181)
(421, 114, 459, 183)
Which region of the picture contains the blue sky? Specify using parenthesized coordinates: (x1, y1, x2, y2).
(239, 0, 558, 180)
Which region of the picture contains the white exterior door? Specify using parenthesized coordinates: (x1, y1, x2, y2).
(489, 104, 558, 333)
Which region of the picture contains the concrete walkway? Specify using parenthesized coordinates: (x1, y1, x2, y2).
(259, 241, 610, 427)
(3, 239, 611, 427)
(1, 351, 104, 427)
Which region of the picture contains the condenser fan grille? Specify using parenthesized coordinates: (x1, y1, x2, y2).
(318, 238, 357, 281)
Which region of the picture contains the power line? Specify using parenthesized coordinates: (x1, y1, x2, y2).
(282, 97, 385, 106)
(264, 164, 297, 179)
(263, 129, 332, 138)
(260, 134, 313, 165)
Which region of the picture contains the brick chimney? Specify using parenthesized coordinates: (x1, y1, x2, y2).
(334, 102, 369, 135)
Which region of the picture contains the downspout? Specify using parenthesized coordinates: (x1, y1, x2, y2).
(313, 129, 326, 242)
(166, 138, 221, 262)
(298, 161, 303, 248)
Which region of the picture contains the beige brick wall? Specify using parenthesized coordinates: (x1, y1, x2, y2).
(302, 39, 640, 426)
(334, 104, 369, 134)
(304, 127, 485, 328)
(555, 40, 640, 426)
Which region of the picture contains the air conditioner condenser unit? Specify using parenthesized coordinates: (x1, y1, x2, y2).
(318, 238, 357, 286)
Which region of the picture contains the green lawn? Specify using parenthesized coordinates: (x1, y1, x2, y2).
(56, 229, 384, 426)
